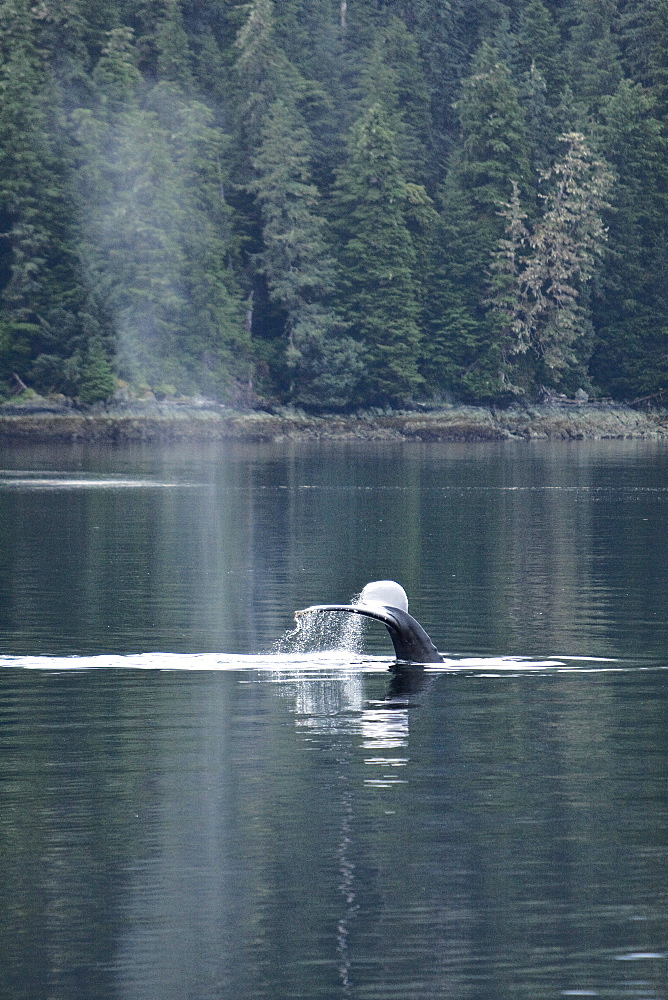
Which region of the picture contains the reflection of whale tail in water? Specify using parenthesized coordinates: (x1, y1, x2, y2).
(294, 580, 443, 664)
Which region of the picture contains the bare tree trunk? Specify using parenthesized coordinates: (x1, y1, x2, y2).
(340, 0, 347, 31)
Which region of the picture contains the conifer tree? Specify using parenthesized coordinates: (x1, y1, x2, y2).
(358, 16, 431, 182)
(0, 0, 91, 395)
(590, 80, 668, 398)
(125, 0, 195, 86)
(272, 0, 346, 102)
(428, 42, 531, 399)
(193, 29, 228, 107)
(333, 104, 424, 404)
(566, 0, 623, 113)
(521, 62, 559, 184)
(234, 0, 332, 174)
(485, 179, 533, 393)
(400, 0, 468, 172)
(248, 97, 362, 407)
(515, 0, 565, 94)
(455, 42, 531, 231)
(250, 100, 331, 322)
(448, 0, 513, 56)
(155, 0, 196, 91)
(516, 132, 613, 388)
(422, 172, 492, 398)
(617, 0, 659, 85)
(234, 0, 300, 152)
(28, 0, 99, 111)
(78, 337, 117, 403)
(646, 0, 668, 109)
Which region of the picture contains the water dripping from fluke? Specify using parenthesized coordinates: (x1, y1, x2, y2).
(273, 601, 367, 657)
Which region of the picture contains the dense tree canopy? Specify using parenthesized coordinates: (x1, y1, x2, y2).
(0, 0, 666, 407)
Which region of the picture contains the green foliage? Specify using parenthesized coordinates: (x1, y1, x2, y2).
(524, 133, 612, 384)
(455, 43, 531, 228)
(234, 0, 302, 152)
(248, 97, 362, 408)
(565, 0, 623, 113)
(589, 79, 668, 397)
(647, 0, 668, 101)
(488, 133, 613, 393)
(155, 0, 196, 90)
(515, 0, 565, 95)
(249, 99, 335, 325)
(78, 338, 116, 403)
(520, 64, 560, 184)
(422, 173, 492, 397)
(0, 0, 666, 407)
(485, 180, 533, 395)
(358, 17, 431, 182)
(0, 0, 92, 395)
(425, 43, 532, 400)
(332, 105, 425, 404)
(92, 26, 142, 111)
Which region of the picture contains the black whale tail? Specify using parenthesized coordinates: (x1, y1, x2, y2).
(294, 580, 443, 664)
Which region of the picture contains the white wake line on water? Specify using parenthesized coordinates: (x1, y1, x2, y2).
(0, 477, 201, 489)
(0, 651, 648, 674)
(0, 651, 378, 672)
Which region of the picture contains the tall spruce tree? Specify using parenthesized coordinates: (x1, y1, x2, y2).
(429, 42, 531, 400)
(399, 0, 468, 172)
(422, 173, 492, 398)
(565, 0, 623, 114)
(455, 42, 531, 232)
(515, 0, 565, 95)
(590, 79, 668, 398)
(0, 0, 93, 396)
(484, 179, 534, 394)
(234, 0, 302, 154)
(358, 16, 431, 183)
(333, 104, 424, 404)
(155, 0, 196, 90)
(504, 132, 613, 391)
(617, 0, 660, 85)
(248, 97, 362, 407)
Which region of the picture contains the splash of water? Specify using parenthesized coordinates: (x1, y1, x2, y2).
(274, 592, 367, 656)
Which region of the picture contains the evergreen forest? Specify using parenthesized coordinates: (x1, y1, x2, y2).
(1, 0, 667, 409)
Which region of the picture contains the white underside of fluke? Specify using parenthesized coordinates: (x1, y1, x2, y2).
(359, 580, 408, 613)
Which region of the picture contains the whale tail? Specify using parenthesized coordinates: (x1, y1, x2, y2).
(294, 581, 443, 663)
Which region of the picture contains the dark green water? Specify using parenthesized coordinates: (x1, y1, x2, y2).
(0, 440, 666, 1000)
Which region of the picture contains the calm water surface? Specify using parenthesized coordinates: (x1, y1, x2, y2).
(0, 439, 666, 1000)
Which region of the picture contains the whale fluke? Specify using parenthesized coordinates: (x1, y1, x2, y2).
(294, 580, 443, 664)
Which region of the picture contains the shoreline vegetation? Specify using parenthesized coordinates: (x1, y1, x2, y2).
(1, 398, 667, 444)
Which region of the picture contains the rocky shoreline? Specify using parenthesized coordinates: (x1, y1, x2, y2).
(1, 398, 667, 443)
